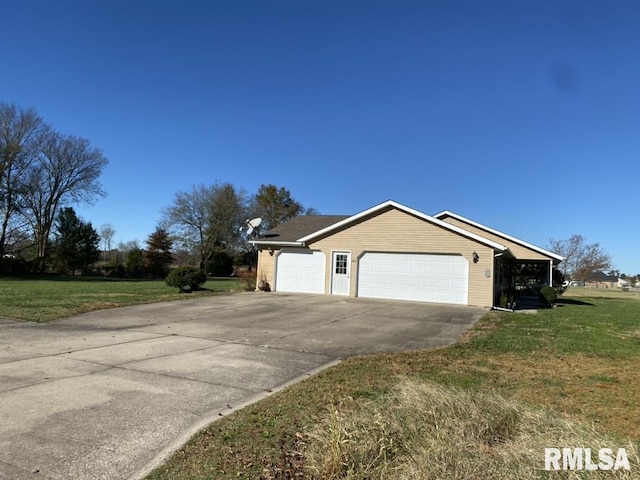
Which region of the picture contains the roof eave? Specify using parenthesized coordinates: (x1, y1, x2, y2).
(495, 248, 516, 259)
(249, 240, 305, 247)
(434, 210, 565, 262)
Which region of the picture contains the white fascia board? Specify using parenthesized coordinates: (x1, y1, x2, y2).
(249, 240, 305, 247)
(296, 200, 397, 243)
(496, 248, 516, 259)
(299, 200, 509, 252)
(433, 210, 564, 262)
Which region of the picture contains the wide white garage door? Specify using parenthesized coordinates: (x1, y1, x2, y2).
(276, 250, 326, 294)
(358, 253, 468, 305)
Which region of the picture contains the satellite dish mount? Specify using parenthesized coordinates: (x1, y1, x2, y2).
(240, 217, 262, 239)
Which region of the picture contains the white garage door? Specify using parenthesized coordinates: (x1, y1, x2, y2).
(276, 250, 326, 294)
(358, 253, 468, 305)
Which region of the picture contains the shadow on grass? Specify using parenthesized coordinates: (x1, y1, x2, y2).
(556, 298, 595, 307)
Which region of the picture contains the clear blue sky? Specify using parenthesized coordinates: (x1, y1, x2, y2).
(2, 1, 638, 273)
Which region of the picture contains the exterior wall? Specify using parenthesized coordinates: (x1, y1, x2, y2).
(440, 216, 552, 261)
(307, 207, 495, 306)
(256, 247, 277, 291)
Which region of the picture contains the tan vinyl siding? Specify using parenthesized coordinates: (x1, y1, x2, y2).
(256, 247, 277, 290)
(309, 207, 495, 306)
(440, 216, 551, 261)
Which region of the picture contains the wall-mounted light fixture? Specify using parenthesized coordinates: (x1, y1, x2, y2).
(472, 252, 479, 263)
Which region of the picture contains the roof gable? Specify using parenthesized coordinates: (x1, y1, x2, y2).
(434, 210, 563, 262)
(297, 200, 509, 251)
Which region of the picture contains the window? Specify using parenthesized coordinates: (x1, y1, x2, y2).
(335, 254, 347, 274)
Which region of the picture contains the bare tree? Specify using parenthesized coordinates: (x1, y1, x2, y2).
(0, 103, 45, 265)
(22, 131, 108, 272)
(163, 182, 247, 270)
(163, 183, 216, 271)
(99, 223, 116, 261)
(548, 234, 612, 282)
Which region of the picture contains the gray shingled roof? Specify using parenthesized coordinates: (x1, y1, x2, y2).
(587, 271, 618, 282)
(258, 215, 349, 243)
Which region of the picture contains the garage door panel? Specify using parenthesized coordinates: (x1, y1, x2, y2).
(276, 250, 326, 294)
(358, 253, 468, 305)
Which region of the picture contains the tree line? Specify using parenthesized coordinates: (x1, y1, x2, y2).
(0, 102, 315, 276)
(94, 182, 315, 279)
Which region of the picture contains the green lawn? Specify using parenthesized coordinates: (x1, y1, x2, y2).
(0, 276, 246, 322)
(566, 285, 640, 300)
(146, 293, 640, 479)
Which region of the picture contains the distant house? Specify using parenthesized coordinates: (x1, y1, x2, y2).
(585, 271, 627, 289)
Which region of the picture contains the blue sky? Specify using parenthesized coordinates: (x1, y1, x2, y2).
(2, 1, 638, 273)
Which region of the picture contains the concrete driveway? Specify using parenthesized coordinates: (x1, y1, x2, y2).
(0, 292, 484, 480)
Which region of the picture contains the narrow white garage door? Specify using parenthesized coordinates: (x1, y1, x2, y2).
(276, 250, 326, 294)
(358, 253, 468, 305)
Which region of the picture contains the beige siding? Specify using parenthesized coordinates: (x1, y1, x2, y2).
(256, 247, 277, 291)
(441, 216, 551, 261)
(308, 207, 495, 306)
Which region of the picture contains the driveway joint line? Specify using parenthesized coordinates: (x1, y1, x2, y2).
(0, 364, 113, 394)
(2, 362, 259, 396)
(23, 332, 174, 358)
(0, 349, 51, 364)
(61, 342, 231, 367)
(106, 364, 260, 394)
(120, 330, 341, 359)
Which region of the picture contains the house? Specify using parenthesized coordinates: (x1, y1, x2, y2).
(250, 200, 563, 307)
(585, 271, 626, 289)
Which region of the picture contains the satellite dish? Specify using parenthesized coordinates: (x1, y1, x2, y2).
(248, 217, 262, 228)
(240, 218, 262, 239)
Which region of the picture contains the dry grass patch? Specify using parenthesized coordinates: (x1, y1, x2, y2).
(499, 354, 640, 439)
(302, 378, 639, 480)
(360, 350, 640, 441)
